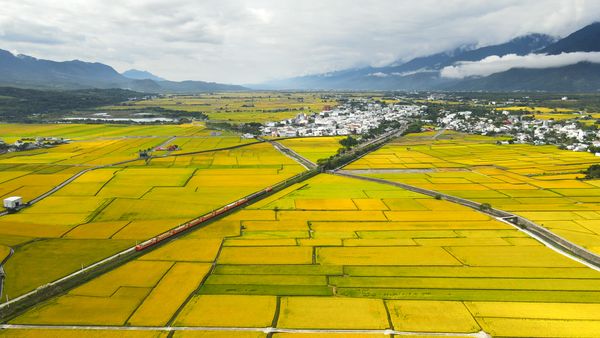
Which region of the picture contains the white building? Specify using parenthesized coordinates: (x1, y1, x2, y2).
(3, 196, 22, 209)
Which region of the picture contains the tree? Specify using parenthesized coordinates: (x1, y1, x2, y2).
(588, 146, 600, 154)
(339, 136, 359, 149)
(583, 164, 600, 179)
(479, 203, 492, 211)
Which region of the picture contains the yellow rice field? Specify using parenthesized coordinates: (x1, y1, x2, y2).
(277, 136, 343, 163)
(350, 131, 600, 255)
(6, 124, 600, 337)
(0, 124, 304, 300)
(11, 173, 600, 337)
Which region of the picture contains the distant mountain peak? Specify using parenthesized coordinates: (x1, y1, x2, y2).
(256, 30, 568, 91)
(16, 53, 37, 61)
(510, 33, 557, 42)
(0, 49, 245, 92)
(451, 43, 478, 55)
(542, 21, 600, 54)
(122, 69, 166, 82)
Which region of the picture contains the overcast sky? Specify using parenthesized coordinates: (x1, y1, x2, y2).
(1, 0, 599, 84)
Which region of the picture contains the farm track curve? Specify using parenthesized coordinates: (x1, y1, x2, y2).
(333, 170, 600, 271)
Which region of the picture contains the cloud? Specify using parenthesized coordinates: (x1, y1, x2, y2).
(0, 1, 600, 83)
(368, 72, 388, 77)
(248, 8, 273, 24)
(0, 17, 83, 45)
(440, 52, 600, 78)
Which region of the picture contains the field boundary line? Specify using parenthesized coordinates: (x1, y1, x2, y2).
(124, 262, 176, 326)
(0, 138, 268, 218)
(165, 238, 228, 326)
(333, 171, 600, 271)
(0, 157, 142, 217)
(0, 324, 491, 336)
(0, 133, 393, 321)
(0, 134, 354, 218)
(0, 169, 318, 321)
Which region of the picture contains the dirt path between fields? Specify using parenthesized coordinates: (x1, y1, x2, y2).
(341, 168, 472, 174)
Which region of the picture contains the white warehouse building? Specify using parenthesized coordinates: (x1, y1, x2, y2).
(3, 196, 22, 209)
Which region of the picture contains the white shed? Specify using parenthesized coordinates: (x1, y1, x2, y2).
(3, 196, 22, 209)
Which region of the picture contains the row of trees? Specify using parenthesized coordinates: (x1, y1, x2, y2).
(206, 121, 263, 135)
(0, 87, 142, 122)
(317, 121, 423, 170)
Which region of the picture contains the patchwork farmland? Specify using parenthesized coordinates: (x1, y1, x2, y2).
(1, 126, 600, 337)
(347, 131, 600, 255)
(116, 92, 338, 123)
(0, 123, 308, 300)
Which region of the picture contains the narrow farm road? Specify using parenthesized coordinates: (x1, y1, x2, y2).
(267, 140, 317, 169)
(0, 324, 492, 337)
(0, 138, 268, 217)
(0, 248, 14, 299)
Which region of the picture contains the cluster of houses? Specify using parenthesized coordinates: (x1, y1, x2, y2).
(0, 137, 69, 153)
(436, 110, 600, 154)
(261, 101, 423, 137)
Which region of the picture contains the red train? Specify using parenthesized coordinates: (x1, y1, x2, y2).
(134, 186, 274, 251)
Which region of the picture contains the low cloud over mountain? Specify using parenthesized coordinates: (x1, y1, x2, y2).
(441, 51, 600, 78)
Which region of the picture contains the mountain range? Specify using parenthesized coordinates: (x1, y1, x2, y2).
(258, 22, 600, 92)
(122, 69, 166, 82)
(0, 51, 246, 93)
(1, 22, 599, 92)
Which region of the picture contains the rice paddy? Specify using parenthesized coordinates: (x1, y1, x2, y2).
(349, 131, 600, 255)
(0, 123, 304, 300)
(277, 137, 343, 163)
(3, 123, 600, 337)
(10, 173, 600, 337)
(124, 92, 337, 123)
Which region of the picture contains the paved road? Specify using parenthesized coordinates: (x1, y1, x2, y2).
(267, 140, 317, 170)
(0, 163, 314, 317)
(432, 128, 447, 139)
(154, 136, 178, 148)
(0, 138, 270, 217)
(0, 324, 491, 337)
(332, 124, 409, 171)
(334, 171, 600, 271)
(0, 248, 13, 300)
(0, 134, 346, 218)
(0, 132, 413, 320)
(0, 158, 142, 217)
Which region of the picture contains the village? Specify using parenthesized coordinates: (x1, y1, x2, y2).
(436, 109, 600, 154)
(261, 100, 423, 137)
(260, 94, 600, 156)
(0, 137, 69, 153)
